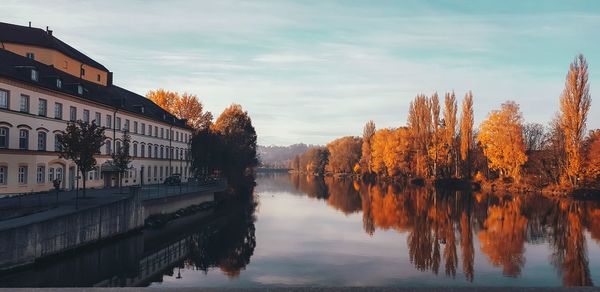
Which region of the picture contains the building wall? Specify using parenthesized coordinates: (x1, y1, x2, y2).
(0, 78, 192, 195)
(2, 43, 108, 86)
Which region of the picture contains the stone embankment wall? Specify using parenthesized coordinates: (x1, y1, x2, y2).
(0, 191, 143, 270)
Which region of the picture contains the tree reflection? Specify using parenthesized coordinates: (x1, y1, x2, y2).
(187, 176, 257, 278)
(290, 175, 597, 286)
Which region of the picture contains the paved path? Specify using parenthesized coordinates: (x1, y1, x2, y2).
(0, 180, 226, 230)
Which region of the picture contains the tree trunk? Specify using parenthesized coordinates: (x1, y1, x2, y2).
(81, 169, 87, 198)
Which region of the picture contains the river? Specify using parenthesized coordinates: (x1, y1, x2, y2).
(1, 172, 599, 287)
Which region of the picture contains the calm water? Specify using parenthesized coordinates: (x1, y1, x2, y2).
(152, 173, 600, 288)
(1, 173, 599, 287)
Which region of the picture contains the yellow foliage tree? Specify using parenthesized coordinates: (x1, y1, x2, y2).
(146, 89, 212, 130)
(478, 101, 527, 180)
(559, 54, 592, 187)
(459, 91, 474, 178)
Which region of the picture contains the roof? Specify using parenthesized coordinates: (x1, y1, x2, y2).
(0, 22, 108, 71)
(0, 49, 189, 129)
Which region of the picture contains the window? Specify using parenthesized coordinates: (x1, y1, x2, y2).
(148, 145, 152, 158)
(38, 98, 47, 116)
(160, 166, 163, 179)
(166, 130, 169, 140)
(0, 166, 7, 185)
(106, 114, 112, 129)
(0, 89, 8, 109)
(154, 166, 157, 178)
(77, 85, 83, 95)
(140, 144, 145, 157)
(37, 166, 45, 183)
(116, 117, 121, 130)
(20, 94, 30, 113)
(116, 141, 121, 152)
(175, 149, 179, 160)
(19, 129, 29, 149)
(54, 102, 63, 119)
(106, 140, 112, 154)
(80, 67, 85, 76)
(26, 52, 35, 59)
(54, 134, 62, 151)
(124, 119, 130, 131)
(97, 74, 101, 82)
(70, 106, 77, 121)
(160, 146, 164, 159)
(141, 123, 145, 135)
(154, 146, 158, 158)
(133, 121, 138, 134)
(18, 166, 27, 184)
(170, 147, 173, 159)
(133, 143, 138, 157)
(83, 109, 90, 123)
(56, 79, 62, 88)
(0, 127, 8, 148)
(154, 126, 158, 137)
(161, 128, 164, 139)
(48, 168, 54, 182)
(176, 132, 179, 141)
(94, 112, 101, 125)
(31, 69, 39, 81)
(37, 131, 46, 151)
(56, 167, 63, 182)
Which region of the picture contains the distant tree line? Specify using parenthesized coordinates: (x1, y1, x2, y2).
(291, 54, 598, 190)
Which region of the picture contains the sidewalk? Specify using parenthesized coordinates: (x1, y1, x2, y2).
(0, 180, 227, 224)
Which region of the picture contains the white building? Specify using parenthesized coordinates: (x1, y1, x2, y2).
(0, 22, 192, 194)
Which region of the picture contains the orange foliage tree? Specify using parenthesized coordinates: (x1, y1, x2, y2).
(478, 101, 527, 181)
(559, 54, 592, 187)
(370, 128, 411, 177)
(147, 89, 213, 130)
(459, 91, 474, 178)
(326, 136, 362, 174)
(359, 120, 376, 175)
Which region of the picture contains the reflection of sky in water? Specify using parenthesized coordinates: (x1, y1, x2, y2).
(153, 174, 600, 287)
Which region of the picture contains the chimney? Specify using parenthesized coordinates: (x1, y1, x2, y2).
(28, 21, 31, 28)
(46, 26, 52, 36)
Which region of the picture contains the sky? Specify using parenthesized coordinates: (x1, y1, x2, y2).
(3, 0, 599, 145)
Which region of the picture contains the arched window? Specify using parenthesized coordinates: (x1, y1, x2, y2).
(154, 146, 158, 158)
(160, 146, 164, 159)
(19, 129, 29, 150)
(54, 134, 62, 152)
(133, 143, 138, 157)
(106, 140, 112, 154)
(0, 127, 8, 148)
(140, 144, 145, 158)
(148, 144, 152, 158)
(37, 131, 46, 151)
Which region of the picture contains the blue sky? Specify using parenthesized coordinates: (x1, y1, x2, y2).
(3, 0, 599, 145)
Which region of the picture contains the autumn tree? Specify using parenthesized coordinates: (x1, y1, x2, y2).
(478, 101, 527, 181)
(57, 120, 106, 197)
(443, 92, 458, 178)
(408, 94, 432, 177)
(211, 104, 258, 178)
(147, 89, 213, 130)
(299, 147, 329, 175)
(583, 130, 600, 184)
(359, 120, 376, 175)
(326, 136, 362, 174)
(370, 128, 411, 177)
(459, 91, 474, 178)
(559, 54, 592, 187)
(522, 123, 546, 151)
(429, 93, 442, 177)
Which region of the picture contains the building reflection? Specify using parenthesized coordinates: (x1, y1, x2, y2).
(291, 174, 599, 286)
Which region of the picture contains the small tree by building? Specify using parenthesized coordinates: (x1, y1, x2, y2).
(57, 120, 106, 197)
(112, 131, 132, 188)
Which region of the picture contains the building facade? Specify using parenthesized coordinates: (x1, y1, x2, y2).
(0, 22, 193, 194)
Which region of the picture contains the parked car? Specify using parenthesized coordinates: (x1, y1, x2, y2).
(164, 174, 181, 185)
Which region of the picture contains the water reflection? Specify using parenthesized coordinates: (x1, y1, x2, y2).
(289, 174, 599, 286)
(1, 173, 598, 287)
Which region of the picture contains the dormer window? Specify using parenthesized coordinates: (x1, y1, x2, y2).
(26, 52, 35, 60)
(77, 85, 83, 95)
(31, 69, 39, 81)
(80, 68, 85, 76)
(97, 74, 101, 82)
(56, 78, 62, 88)
(141, 106, 145, 113)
